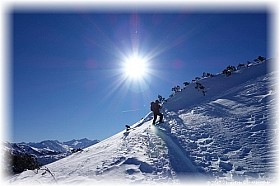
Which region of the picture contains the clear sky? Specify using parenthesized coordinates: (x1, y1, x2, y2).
(11, 8, 269, 142)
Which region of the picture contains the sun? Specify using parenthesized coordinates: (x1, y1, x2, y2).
(116, 52, 152, 93)
(123, 55, 148, 80)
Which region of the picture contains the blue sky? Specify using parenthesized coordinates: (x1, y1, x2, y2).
(11, 10, 269, 142)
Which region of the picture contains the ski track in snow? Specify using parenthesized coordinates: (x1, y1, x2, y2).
(7, 61, 278, 184)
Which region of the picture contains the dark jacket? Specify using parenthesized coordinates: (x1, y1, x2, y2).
(152, 102, 161, 114)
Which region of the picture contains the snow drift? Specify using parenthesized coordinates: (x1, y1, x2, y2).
(7, 60, 278, 185)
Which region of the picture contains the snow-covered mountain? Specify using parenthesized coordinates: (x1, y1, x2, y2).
(5, 138, 99, 166)
(8, 60, 278, 184)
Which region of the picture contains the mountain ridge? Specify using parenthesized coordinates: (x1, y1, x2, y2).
(4, 138, 99, 173)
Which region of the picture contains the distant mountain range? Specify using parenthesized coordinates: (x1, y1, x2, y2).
(4, 138, 99, 166)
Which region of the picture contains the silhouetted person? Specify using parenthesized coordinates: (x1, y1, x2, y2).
(151, 100, 163, 124)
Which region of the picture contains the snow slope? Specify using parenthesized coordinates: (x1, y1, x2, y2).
(7, 61, 278, 185)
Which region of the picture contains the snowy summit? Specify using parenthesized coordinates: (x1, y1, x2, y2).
(8, 60, 277, 184)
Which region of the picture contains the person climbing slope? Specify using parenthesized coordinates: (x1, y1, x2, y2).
(151, 100, 164, 125)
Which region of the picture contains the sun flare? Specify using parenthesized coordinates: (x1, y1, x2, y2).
(117, 52, 152, 93)
(123, 55, 148, 80)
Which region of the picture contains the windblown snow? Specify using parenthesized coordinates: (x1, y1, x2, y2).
(7, 61, 278, 185)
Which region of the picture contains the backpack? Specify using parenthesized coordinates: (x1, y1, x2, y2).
(150, 102, 155, 111)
